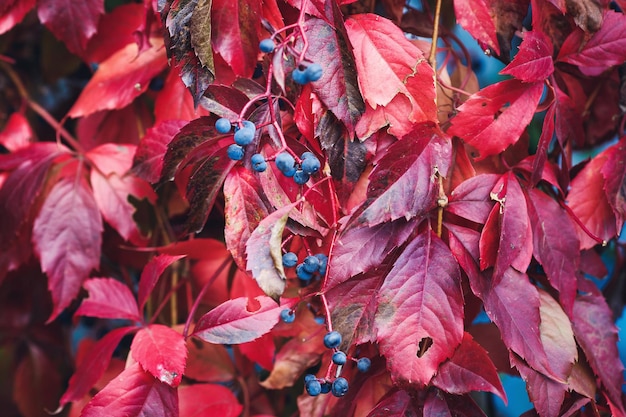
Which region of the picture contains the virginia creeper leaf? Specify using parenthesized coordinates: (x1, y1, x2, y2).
(192, 296, 281, 344)
(75, 278, 141, 321)
(432, 332, 506, 401)
(246, 202, 299, 300)
(131, 324, 187, 387)
(190, 0, 215, 72)
(531, 103, 556, 185)
(423, 388, 487, 417)
(178, 384, 242, 417)
(37, 0, 103, 57)
(138, 254, 186, 311)
(447, 173, 500, 224)
(185, 338, 235, 382)
(133, 120, 188, 184)
(80, 362, 177, 417)
(60, 326, 136, 406)
(500, 31, 554, 82)
(367, 390, 418, 417)
(601, 136, 626, 232)
(454, 0, 500, 55)
(510, 354, 566, 417)
(0, 0, 35, 35)
(448, 79, 544, 159)
(488, 0, 529, 61)
(33, 178, 103, 322)
(375, 230, 464, 386)
(0, 112, 32, 151)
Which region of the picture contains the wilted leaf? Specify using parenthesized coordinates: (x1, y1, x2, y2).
(32, 178, 103, 321)
(455, 0, 500, 55)
(192, 296, 282, 344)
(137, 254, 185, 311)
(75, 278, 141, 321)
(178, 384, 242, 417)
(487, 0, 530, 61)
(190, 0, 214, 71)
(500, 31, 554, 82)
(131, 324, 187, 387)
(375, 230, 464, 386)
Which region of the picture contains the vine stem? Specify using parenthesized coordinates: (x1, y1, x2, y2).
(428, 0, 444, 68)
(182, 257, 232, 338)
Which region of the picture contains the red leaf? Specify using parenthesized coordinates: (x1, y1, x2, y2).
(567, 150, 616, 249)
(131, 324, 187, 387)
(355, 122, 452, 227)
(558, 11, 626, 76)
(210, 0, 261, 77)
(185, 338, 236, 382)
(367, 390, 418, 416)
(454, 0, 500, 55)
(239, 333, 275, 371)
(526, 189, 579, 315)
(32, 178, 103, 322)
(37, 0, 103, 56)
(375, 230, 464, 386)
(0, 0, 35, 35)
(500, 31, 554, 82)
(137, 254, 185, 311)
(76, 104, 152, 151)
(479, 172, 532, 283)
(423, 389, 488, 417)
(75, 278, 141, 321)
(0, 112, 32, 151)
(601, 136, 626, 232)
(510, 354, 566, 417)
(68, 38, 167, 118)
(192, 296, 283, 344)
(132, 120, 188, 184)
(447, 173, 500, 224)
(60, 326, 136, 406)
(448, 79, 543, 159)
(531, 104, 556, 185)
(178, 384, 242, 417)
(572, 289, 626, 415)
(154, 70, 209, 123)
(432, 333, 506, 401)
(80, 362, 177, 417)
(246, 202, 299, 300)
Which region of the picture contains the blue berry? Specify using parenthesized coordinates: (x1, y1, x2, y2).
(149, 77, 164, 91)
(301, 151, 315, 160)
(296, 263, 313, 281)
(215, 117, 231, 134)
(234, 121, 255, 146)
(282, 252, 298, 268)
(306, 379, 322, 396)
(302, 255, 320, 273)
(293, 169, 310, 185)
(227, 144, 244, 161)
(320, 381, 332, 394)
(331, 377, 349, 397)
(323, 331, 342, 349)
(292, 68, 309, 85)
(282, 165, 296, 177)
(301, 155, 320, 174)
(304, 374, 317, 383)
(275, 152, 295, 173)
(280, 309, 295, 323)
(259, 38, 275, 53)
(315, 254, 328, 275)
(251, 153, 267, 172)
(332, 351, 347, 365)
(305, 63, 323, 82)
(357, 357, 371, 373)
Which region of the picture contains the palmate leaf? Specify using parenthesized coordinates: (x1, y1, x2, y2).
(375, 230, 464, 386)
(500, 31, 554, 82)
(74, 278, 141, 321)
(130, 324, 187, 387)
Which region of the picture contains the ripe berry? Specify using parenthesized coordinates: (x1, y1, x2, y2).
(306, 379, 322, 396)
(292, 68, 309, 85)
(282, 165, 296, 177)
(282, 252, 298, 268)
(296, 263, 313, 281)
(215, 118, 232, 134)
(227, 144, 244, 161)
(280, 308, 295, 323)
(302, 255, 320, 273)
(305, 63, 323, 82)
(320, 381, 332, 394)
(323, 331, 342, 349)
(275, 152, 295, 174)
(251, 153, 267, 172)
(331, 377, 349, 397)
(301, 155, 320, 175)
(149, 77, 164, 91)
(293, 169, 310, 185)
(332, 351, 347, 365)
(357, 357, 371, 373)
(315, 254, 328, 275)
(259, 38, 275, 53)
(304, 374, 317, 383)
(234, 121, 256, 146)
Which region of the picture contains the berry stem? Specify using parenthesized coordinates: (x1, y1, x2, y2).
(320, 293, 333, 332)
(559, 200, 607, 246)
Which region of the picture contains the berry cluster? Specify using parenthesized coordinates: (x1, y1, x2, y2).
(303, 331, 371, 398)
(275, 151, 321, 185)
(292, 63, 323, 85)
(282, 251, 327, 283)
(218, 118, 269, 172)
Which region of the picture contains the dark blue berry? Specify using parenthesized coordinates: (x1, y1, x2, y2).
(282, 252, 298, 268)
(234, 121, 256, 146)
(215, 118, 232, 134)
(332, 351, 347, 365)
(331, 377, 349, 397)
(275, 152, 295, 173)
(227, 144, 244, 161)
(304, 374, 317, 383)
(320, 381, 332, 394)
(280, 309, 295, 323)
(301, 151, 315, 160)
(282, 165, 296, 177)
(301, 155, 320, 175)
(306, 379, 322, 396)
(296, 263, 313, 281)
(292, 68, 309, 85)
(323, 331, 342, 349)
(315, 254, 328, 275)
(302, 255, 320, 273)
(149, 77, 164, 91)
(251, 153, 267, 172)
(259, 38, 275, 53)
(357, 357, 371, 373)
(293, 169, 310, 185)
(305, 63, 323, 82)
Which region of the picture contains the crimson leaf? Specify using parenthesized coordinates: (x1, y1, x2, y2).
(500, 31, 554, 82)
(601, 136, 626, 232)
(132, 120, 188, 184)
(131, 324, 187, 387)
(75, 278, 141, 321)
(178, 384, 242, 417)
(454, 0, 500, 55)
(138, 254, 186, 311)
